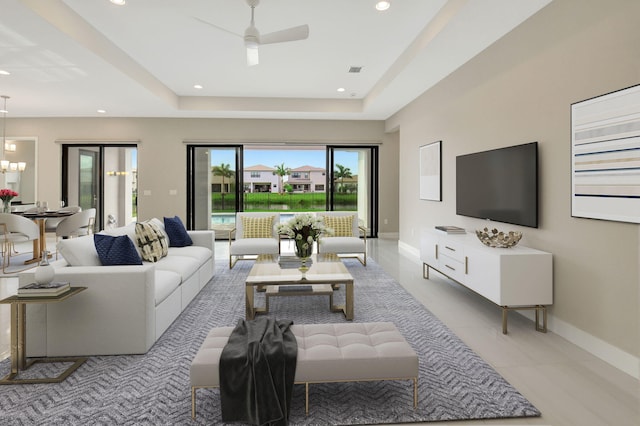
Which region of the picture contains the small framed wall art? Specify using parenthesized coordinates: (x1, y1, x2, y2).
(419, 140, 442, 201)
(571, 84, 640, 224)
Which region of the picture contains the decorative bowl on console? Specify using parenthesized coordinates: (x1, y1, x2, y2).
(475, 227, 522, 248)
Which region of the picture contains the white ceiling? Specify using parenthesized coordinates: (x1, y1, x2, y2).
(0, 0, 551, 120)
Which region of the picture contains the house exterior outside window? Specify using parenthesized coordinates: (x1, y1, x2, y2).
(243, 164, 278, 193)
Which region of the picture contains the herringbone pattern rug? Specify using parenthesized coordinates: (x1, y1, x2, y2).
(0, 258, 540, 425)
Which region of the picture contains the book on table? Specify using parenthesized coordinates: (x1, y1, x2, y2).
(18, 281, 71, 297)
(434, 225, 467, 234)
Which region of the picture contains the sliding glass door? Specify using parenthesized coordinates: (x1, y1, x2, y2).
(327, 146, 378, 237)
(187, 144, 378, 239)
(63, 144, 137, 231)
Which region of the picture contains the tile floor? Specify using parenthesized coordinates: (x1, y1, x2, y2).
(1, 237, 638, 425)
(367, 238, 640, 426)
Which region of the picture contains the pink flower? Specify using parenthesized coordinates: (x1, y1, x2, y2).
(0, 188, 19, 202)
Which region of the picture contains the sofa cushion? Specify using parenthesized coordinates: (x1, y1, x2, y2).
(322, 215, 354, 237)
(241, 215, 275, 238)
(94, 234, 143, 266)
(167, 245, 212, 264)
(57, 235, 101, 266)
(154, 255, 200, 280)
(135, 221, 168, 262)
(164, 216, 193, 247)
(155, 270, 181, 306)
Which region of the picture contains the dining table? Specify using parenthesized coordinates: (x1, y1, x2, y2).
(17, 210, 75, 264)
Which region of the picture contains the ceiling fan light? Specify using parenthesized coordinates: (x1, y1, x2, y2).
(375, 1, 391, 11)
(110, 0, 126, 5)
(246, 46, 259, 66)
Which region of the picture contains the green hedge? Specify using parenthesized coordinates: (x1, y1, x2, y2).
(211, 192, 356, 212)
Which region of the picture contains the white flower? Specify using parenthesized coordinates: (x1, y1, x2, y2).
(274, 213, 333, 242)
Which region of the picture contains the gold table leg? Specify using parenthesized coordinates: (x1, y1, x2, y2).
(0, 300, 87, 385)
(245, 284, 255, 320)
(345, 280, 354, 320)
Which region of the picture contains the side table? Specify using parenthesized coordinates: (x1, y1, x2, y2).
(0, 287, 88, 385)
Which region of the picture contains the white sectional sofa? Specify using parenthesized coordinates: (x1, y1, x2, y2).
(20, 219, 215, 357)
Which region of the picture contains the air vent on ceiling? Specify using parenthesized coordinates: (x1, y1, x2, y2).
(348, 66, 363, 73)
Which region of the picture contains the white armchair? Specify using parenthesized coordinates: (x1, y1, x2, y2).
(229, 212, 280, 268)
(317, 211, 367, 265)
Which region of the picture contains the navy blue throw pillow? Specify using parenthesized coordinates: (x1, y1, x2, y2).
(94, 234, 142, 266)
(164, 216, 193, 247)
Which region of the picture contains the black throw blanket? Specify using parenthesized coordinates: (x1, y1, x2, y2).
(220, 317, 298, 426)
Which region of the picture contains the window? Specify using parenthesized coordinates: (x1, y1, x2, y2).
(250, 171, 260, 178)
(315, 184, 325, 191)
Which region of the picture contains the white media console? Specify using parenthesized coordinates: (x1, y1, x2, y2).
(420, 230, 553, 334)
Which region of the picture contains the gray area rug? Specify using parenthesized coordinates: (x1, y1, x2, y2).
(0, 258, 540, 425)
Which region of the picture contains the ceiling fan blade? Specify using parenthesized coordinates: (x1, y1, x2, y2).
(246, 45, 259, 66)
(193, 16, 243, 39)
(259, 24, 309, 45)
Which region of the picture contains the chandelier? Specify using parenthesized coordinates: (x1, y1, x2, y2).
(0, 95, 26, 173)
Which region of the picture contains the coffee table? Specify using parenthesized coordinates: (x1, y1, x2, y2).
(245, 253, 354, 320)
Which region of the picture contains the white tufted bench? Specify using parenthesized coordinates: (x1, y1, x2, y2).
(190, 322, 419, 418)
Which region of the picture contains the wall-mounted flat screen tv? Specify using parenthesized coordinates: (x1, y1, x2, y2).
(456, 142, 538, 228)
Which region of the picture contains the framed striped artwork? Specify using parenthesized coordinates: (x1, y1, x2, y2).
(571, 84, 640, 223)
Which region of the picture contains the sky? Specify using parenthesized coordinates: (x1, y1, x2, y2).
(210, 148, 358, 172)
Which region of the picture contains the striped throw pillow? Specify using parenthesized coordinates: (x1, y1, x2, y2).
(242, 216, 275, 239)
(323, 215, 354, 237)
(135, 221, 169, 262)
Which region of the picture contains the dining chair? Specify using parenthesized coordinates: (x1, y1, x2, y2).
(55, 208, 96, 239)
(45, 205, 82, 233)
(0, 213, 40, 273)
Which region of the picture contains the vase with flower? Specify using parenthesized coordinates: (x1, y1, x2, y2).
(0, 189, 18, 213)
(276, 213, 332, 267)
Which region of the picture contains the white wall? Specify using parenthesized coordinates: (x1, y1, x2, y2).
(387, 0, 640, 377)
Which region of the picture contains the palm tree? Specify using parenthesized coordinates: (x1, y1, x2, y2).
(334, 164, 352, 193)
(212, 163, 234, 209)
(272, 163, 291, 195)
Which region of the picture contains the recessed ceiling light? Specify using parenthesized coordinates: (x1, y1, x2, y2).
(0, 70, 10, 76)
(337, 88, 346, 93)
(375, 1, 391, 11)
(97, 109, 107, 114)
(110, 0, 126, 5)
(194, 84, 203, 89)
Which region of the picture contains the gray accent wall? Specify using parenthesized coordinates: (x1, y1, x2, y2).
(387, 0, 640, 375)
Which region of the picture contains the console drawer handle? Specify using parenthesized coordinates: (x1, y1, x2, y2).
(445, 246, 456, 252)
(445, 264, 456, 271)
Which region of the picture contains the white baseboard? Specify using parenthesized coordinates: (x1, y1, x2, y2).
(548, 315, 639, 379)
(398, 240, 421, 263)
(378, 232, 399, 239)
(397, 239, 640, 379)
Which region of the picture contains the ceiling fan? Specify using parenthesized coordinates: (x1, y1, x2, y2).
(196, 0, 309, 66)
